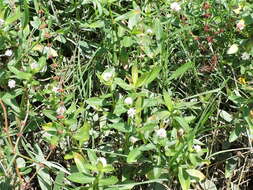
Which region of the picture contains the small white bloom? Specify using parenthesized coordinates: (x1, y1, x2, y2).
(31, 62, 39, 69)
(52, 86, 59, 93)
(190, 98, 198, 102)
(5, 49, 13, 57)
(97, 157, 107, 166)
(156, 128, 167, 138)
(127, 108, 136, 118)
(124, 97, 133, 105)
(129, 136, 138, 144)
(0, 19, 4, 27)
(227, 44, 238, 55)
(146, 29, 153, 34)
(170, 2, 181, 12)
(56, 105, 66, 115)
(102, 72, 113, 81)
(241, 52, 250, 60)
(194, 145, 202, 153)
(8, 79, 16, 88)
(236, 19, 245, 30)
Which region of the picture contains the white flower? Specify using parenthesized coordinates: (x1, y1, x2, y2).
(236, 19, 245, 30)
(129, 136, 138, 144)
(56, 105, 66, 115)
(194, 145, 202, 153)
(227, 44, 238, 55)
(127, 108, 136, 118)
(0, 19, 4, 27)
(146, 29, 153, 34)
(31, 62, 39, 69)
(102, 72, 113, 81)
(241, 52, 250, 60)
(124, 97, 133, 105)
(156, 128, 167, 138)
(8, 79, 16, 88)
(170, 2, 181, 12)
(52, 86, 59, 93)
(5, 49, 13, 57)
(97, 157, 107, 166)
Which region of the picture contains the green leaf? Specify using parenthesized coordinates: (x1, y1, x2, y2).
(136, 66, 161, 87)
(132, 65, 138, 86)
(200, 179, 217, 190)
(67, 173, 95, 184)
(33, 0, 39, 13)
(64, 152, 74, 160)
(113, 103, 127, 115)
(152, 110, 170, 121)
(86, 97, 105, 107)
(1, 92, 21, 114)
(42, 110, 57, 121)
(73, 152, 88, 173)
(37, 167, 52, 190)
(186, 169, 205, 181)
(128, 8, 141, 29)
(178, 167, 190, 190)
(108, 122, 132, 133)
(147, 167, 162, 179)
(99, 176, 118, 186)
(22, 0, 30, 29)
(87, 150, 98, 165)
(114, 78, 134, 91)
(138, 144, 156, 151)
(154, 18, 163, 41)
(168, 62, 194, 81)
(229, 125, 245, 142)
(36, 56, 47, 73)
(121, 36, 134, 47)
(220, 110, 233, 122)
(101, 165, 115, 173)
(137, 123, 157, 132)
(225, 158, 238, 178)
(81, 20, 105, 29)
(8, 66, 33, 80)
(163, 90, 174, 112)
(73, 122, 90, 144)
(6, 9, 22, 24)
(115, 10, 137, 22)
(127, 148, 141, 163)
(53, 171, 64, 190)
(174, 117, 190, 131)
(189, 153, 198, 166)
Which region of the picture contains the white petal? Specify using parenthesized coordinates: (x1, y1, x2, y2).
(227, 44, 238, 54)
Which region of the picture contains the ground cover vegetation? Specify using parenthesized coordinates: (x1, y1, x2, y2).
(0, 0, 253, 189)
